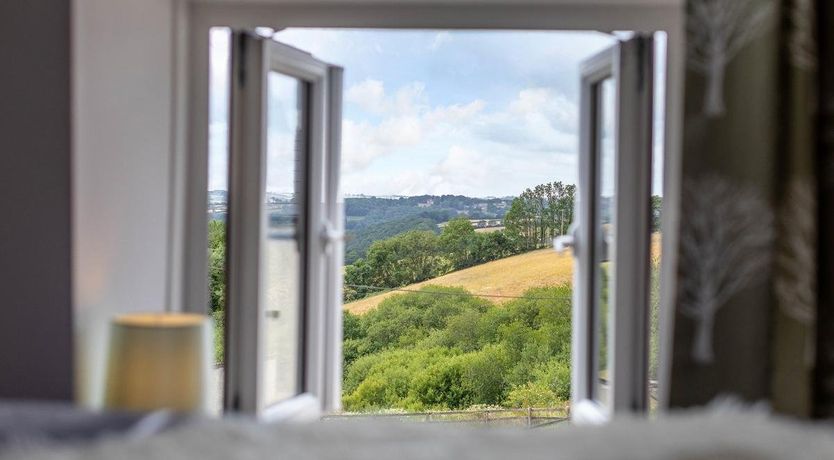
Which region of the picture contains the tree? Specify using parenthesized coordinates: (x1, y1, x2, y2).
(504, 181, 576, 250)
(440, 218, 477, 269)
(363, 230, 451, 288)
(651, 195, 663, 232)
(469, 231, 515, 264)
(344, 258, 377, 301)
(207, 220, 226, 314)
(504, 197, 534, 251)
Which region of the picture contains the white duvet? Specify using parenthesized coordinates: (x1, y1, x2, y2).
(3, 408, 833, 460)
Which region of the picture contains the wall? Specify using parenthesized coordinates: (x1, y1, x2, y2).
(0, 0, 75, 400)
(73, 0, 176, 406)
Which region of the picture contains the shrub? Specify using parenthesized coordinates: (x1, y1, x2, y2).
(533, 359, 571, 401)
(341, 285, 574, 411)
(459, 344, 511, 405)
(410, 357, 472, 410)
(504, 382, 560, 408)
(441, 310, 483, 352)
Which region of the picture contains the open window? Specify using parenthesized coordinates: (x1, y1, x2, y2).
(188, 4, 676, 422)
(223, 31, 344, 418)
(560, 35, 654, 423)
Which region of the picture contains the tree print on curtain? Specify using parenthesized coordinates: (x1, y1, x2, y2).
(678, 175, 774, 364)
(775, 179, 816, 365)
(687, 0, 775, 116)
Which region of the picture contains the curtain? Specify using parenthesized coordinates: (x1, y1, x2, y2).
(814, 0, 834, 418)
(668, 0, 819, 417)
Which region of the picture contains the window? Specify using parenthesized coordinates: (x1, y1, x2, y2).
(181, 1, 682, 422)
(567, 36, 655, 423)
(222, 32, 343, 416)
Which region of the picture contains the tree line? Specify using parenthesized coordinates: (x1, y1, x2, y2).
(504, 182, 576, 251)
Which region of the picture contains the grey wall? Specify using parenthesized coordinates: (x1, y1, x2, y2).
(0, 0, 74, 400)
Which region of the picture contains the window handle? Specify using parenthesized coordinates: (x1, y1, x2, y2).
(554, 223, 579, 255)
(321, 222, 344, 253)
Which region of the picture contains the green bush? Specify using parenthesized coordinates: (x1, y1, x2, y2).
(342, 347, 458, 411)
(212, 310, 224, 365)
(504, 382, 560, 408)
(459, 344, 511, 405)
(410, 357, 472, 410)
(532, 359, 571, 401)
(342, 285, 573, 411)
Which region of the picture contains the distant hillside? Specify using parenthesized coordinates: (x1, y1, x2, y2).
(344, 194, 513, 264)
(344, 234, 662, 314)
(345, 216, 439, 264)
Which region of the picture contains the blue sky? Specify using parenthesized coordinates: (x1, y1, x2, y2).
(209, 29, 662, 197)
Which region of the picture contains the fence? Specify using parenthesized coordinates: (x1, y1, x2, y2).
(323, 407, 570, 429)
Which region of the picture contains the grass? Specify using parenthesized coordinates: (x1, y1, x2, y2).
(344, 234, 661, 315)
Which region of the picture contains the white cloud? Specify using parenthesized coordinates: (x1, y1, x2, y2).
(341, 80, 487, 172)
(473, 87, 578, 154)
(345, 79, 427, 116)
(426, 100, 487, 126)
(510, 88, 577, 132)
(342, 116, 425, 171)
(429, 31, 452, 51)
(208, 29, 623, 197)
(341, 82, 581, 192)
(208, 122, 229, 191)
(345, 80, 386, 114)
(341, 138, 579, 197)
(429, 145, 490, 193)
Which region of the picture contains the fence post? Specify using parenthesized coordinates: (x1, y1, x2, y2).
(527, 407, 533, 428)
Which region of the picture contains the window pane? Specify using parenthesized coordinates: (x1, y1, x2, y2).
(649, 32, 667, 414)
(207, 26, 231, 416)
(262, 72, 306, 407)
(594, 77, 616, 407)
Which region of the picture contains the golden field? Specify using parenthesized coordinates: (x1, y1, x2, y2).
(344, 234, 662, 315)
(344, 247, 573, 314)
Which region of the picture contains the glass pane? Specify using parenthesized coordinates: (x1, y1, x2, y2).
(207, 26, 231, 416)
(649, 32, 667, 415)
(262, 72, 306, 407)
(594, 77, 616, 407)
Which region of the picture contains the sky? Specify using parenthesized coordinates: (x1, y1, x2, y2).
(208, 29, 664, 198)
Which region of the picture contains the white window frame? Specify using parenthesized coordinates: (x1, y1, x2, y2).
(570, 35, 654, 423)
(170, 0, 685, 416)
(224, 31, 344, 417)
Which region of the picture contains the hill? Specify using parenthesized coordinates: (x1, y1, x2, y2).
(343, 234, 661, 315)
(343, 195, 513, 263)
(344, 247, 572, 314)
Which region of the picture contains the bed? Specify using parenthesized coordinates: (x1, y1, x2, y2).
(1, 401, 832, 460)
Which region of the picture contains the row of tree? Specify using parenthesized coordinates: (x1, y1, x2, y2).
(504, 182, 576, 251)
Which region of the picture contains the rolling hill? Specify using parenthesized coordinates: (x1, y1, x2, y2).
(343, 234, 661, 315)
